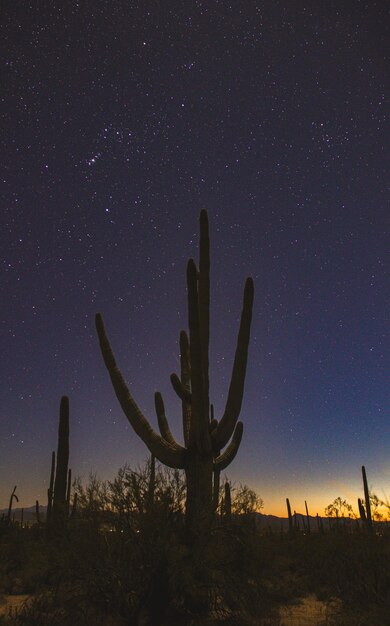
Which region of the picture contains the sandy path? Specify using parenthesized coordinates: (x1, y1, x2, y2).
(0, 594, 30, 617)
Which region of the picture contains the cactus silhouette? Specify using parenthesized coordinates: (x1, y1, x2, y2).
(358, 497, 367, 522)
(305, 500, 311, 534)
(286, 497, 293, 533)
(35, 500, 41, 525)
(96, 210, 254, 541)
(224, 482, 232, 522)
(362, 465, 373, 532)
(316, 513, 324, 534)
(51, 396, 70, 525)
(7, 486, 18, 523)
(46, 451, 55, 523)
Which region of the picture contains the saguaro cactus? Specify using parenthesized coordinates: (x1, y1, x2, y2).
(362, 465, 373, 532)
(286, 498, 293, 533)
(96, 210, 254, 541)
(316, 513, 324, 534)
(35, 500, 41, 525)
(305, 500, 311, 534)
(7, 486, 19, 523)
(46, 451, 55, 523)
(51, 396, 70, 524)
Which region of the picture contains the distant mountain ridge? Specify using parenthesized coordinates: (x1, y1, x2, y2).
(2, 506, 358, 531)
(0, 505, 46, 522)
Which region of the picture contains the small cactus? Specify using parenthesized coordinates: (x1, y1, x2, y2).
(7, 486, 19, 523)
(316, 513, 324, 534)
(46, 451, 55, 523)
(35, 500, 41, 525)
(362, 465, 373, 532)
(305, 500, 311, 534)
(286, 498, 293, 533)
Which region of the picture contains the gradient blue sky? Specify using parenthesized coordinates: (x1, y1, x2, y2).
(1, 1, 388, 516)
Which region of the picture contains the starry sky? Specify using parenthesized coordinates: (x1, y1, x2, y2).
(1, 1, 389, 517)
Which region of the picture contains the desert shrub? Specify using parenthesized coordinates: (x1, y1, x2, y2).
(0, 532, 52, 595)
(4, 463, 186, 625)
(287, 531, 390, 613)
(1, 462, 278, 624)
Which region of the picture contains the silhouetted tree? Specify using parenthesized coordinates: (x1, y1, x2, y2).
(325, 497, 353, 518)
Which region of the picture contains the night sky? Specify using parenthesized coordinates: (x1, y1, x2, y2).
(1, 1, 389, 517)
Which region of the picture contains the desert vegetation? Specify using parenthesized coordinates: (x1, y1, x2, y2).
(1, 460, 389, 625)
(1, 211, 388, 625)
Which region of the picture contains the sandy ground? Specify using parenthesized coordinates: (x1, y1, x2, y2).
(279, 594, 339, 626)
(0, 595, 30, 617)
(0, 593, 339, 625)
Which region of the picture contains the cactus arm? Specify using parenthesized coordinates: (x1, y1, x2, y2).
(187, 260, 211, 454)
(213, 277, 254, 450)
(179, 330, 192, 448)
(198, 209, 210, 417)
(154, 392, 182, 450)
(95, 313, 185, 468)
(214, 421, 243, 471)
(170, 373, 192, 403)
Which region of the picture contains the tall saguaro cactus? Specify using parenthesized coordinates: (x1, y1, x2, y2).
(96, 210, 254, 541)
